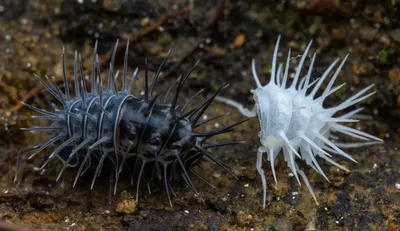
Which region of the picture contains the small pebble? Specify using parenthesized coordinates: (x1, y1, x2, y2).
(233, 34, 246, 48)
(141, 17, 150, 27)
(388, 67, 400, 85)
(116, 199, 137, 214)
(213, 172, 221, 178)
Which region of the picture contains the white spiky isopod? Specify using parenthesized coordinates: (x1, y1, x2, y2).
(217, 36, 383, 208)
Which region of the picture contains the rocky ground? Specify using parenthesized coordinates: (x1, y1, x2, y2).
(0, 0, 399, 230)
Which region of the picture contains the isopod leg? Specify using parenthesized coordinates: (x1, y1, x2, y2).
(215, 96, 257, 118)
(163, 164, 173, 207)
(257, 146, 268, 208)
(15, 145, 44, 182)
(296, 164, 319, 205)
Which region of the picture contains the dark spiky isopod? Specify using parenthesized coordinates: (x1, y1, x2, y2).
(16, 40, 247, 206)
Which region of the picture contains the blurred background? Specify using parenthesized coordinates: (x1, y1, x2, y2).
(0, 0, 399, 230)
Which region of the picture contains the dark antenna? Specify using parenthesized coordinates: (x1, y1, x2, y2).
(61, 47, 70, 100)
(122, 39, 130, 92)
(91, 41, 98, 93)
(149, 49, 172, 96)
(144, 57, 149, 101)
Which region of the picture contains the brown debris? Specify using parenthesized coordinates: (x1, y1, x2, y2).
(388, 67, 400, 85)
(311, 0, 340, 9)
(140, 17, 150, 27)
(201, 45, 227, 57)
(352, 63, 368, 76)
(22, 212, 62, 227)
(233, 34, 246, 48)
(331, 27, 346, 40)
(116, 199, 137, 214)
(0, 222, 32, 231)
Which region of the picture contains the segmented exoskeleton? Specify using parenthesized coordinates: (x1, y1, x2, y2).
(17, 40, 246, 206)
(217, 36, 383, 208)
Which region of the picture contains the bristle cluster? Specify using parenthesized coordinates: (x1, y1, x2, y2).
(17, 40, 246, 206)
(217, 35, 383, 208)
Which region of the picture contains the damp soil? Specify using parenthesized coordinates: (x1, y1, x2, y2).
(0, 0, 399, 230)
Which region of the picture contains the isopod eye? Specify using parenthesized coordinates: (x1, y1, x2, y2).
(148, 132, 161, 147)
(126, 122, 137, 140)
